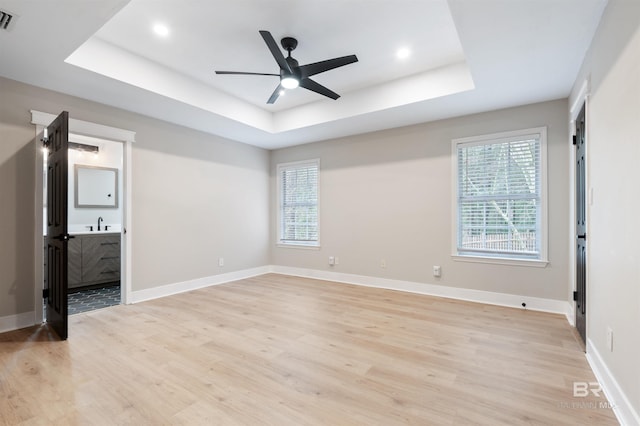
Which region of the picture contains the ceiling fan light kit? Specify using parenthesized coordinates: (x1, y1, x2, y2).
(215, 30, 358, 104)
(281, 76, 299, 89)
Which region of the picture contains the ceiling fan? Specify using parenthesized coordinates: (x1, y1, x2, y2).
(215, 30, 358, 104)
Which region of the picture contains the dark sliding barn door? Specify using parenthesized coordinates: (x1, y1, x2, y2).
(575, 104, 587, 346)
(44, 111, 70, 340)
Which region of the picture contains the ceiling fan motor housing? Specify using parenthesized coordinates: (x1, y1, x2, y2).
(281, 37, 298, 52)
(283, 57, 301, 80)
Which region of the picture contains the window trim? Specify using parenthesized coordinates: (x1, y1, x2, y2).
(276, 158, 320, 248)
(451, 127, 548, 266)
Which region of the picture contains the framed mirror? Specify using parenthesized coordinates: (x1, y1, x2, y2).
(75, 165, 118, 208)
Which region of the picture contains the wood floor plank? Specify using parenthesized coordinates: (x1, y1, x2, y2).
(0, 274, 618, 425)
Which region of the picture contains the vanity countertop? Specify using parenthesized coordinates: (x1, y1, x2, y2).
(69, 230, 121, 236)
(44, 230, 121, 237)
(68, 224, 122, 236)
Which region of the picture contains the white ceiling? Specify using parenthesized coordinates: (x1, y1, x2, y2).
(0, 0, 607, 149)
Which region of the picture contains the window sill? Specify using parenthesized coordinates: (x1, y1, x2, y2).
(276, 243, 321, 250)
(451, 254, 548, 268)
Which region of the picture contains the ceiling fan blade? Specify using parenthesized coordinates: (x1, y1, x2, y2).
(299, 55, 358, 78)
(215, 71, 279, 76)
(267, 84, 283, 104)
(259, 30, 292, 74)
(299, 78, 340, 100)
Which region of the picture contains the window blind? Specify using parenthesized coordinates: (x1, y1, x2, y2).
(279, 161, 319, 245)
(457, 133, 541, 258)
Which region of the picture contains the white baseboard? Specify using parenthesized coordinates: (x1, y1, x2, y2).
(269, 265, 572, 317)
(129, 266, 271, 304)
(0, 311, 35, 334)
(565, 302, 576, 326)
(586, 339, 640, 426)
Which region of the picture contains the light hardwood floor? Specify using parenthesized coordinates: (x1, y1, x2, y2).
(1, 274, 618, 425)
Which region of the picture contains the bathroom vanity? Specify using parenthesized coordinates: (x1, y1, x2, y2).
(68, 232, 121, 289)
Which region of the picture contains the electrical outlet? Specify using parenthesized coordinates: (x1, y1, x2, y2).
(433, 266, 441, 277)
(218, 257, 224, 267)
(606, 327, 613, 352)
(380, 259, 387, 269)
(329, 256, 335, 266)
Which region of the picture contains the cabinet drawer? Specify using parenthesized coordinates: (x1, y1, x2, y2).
(85, 236, 120, 257)
(82, 256, 120, 283)
(83, 267, 120, 283)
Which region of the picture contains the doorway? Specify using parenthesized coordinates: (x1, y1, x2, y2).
(65, 136, 124, 315)
(32, 110, 134, 332)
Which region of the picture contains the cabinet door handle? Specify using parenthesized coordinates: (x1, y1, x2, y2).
(100, 242, 119, 246)
(100, 256, 119, 260)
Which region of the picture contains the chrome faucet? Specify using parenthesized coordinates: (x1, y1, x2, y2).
(97, 216, 103, 231)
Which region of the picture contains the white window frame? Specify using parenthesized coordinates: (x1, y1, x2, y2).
(451, 127, 548, 267)
(277, 159, 320, 248)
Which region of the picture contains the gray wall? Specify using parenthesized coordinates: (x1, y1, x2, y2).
(570, 0, 640, 417)
(0, 78, 36, 318)
(0, 76, 270, 319)
(130, 118, 270, 289)
(270, 99, 570, 301)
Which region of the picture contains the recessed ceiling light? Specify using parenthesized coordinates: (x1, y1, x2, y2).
(396, 47, 411, 60)
(153, 23, 169, 37)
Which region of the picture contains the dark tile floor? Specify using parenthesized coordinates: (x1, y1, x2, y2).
(68, 284, 120, 315)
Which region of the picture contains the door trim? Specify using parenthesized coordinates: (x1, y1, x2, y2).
(32, 111, 135, 324)
(568, 79, 590, 335)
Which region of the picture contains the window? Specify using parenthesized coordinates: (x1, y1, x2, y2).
(453, 127, 547, 263)
(277, 159, 319, 247)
